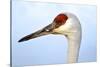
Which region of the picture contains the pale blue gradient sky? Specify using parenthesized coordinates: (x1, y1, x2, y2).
(12, 0, 96, 66)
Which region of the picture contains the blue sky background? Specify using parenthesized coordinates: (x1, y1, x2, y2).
(12, 0, 97, 66)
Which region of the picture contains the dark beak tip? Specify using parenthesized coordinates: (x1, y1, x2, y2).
(18, 40, 22, 42)
(18, 38, 27, 42)
(18, 39, 23, 42)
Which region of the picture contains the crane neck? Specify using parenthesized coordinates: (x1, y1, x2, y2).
(65, 32, 81, 63)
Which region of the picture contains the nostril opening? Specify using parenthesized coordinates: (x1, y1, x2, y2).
(45, 29, 49, 32)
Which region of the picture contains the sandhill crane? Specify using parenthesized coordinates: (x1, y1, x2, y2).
(18, 12, 82, 63)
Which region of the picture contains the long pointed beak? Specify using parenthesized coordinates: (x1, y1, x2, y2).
(18, 24, 54, 42)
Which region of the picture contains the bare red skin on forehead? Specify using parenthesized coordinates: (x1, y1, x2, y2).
(53, 13, 68, 28)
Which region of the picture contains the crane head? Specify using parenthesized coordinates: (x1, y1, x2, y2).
(18, 12, 81, 42)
